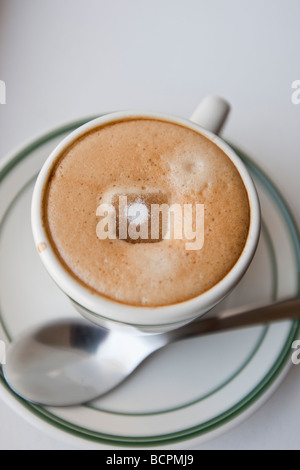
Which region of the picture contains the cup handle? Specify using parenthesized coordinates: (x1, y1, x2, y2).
(190, 95, 231, 136)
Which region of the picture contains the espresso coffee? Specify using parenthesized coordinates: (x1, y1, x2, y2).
(42, 118, 250, 306)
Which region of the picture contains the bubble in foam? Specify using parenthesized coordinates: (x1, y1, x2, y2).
(167, 149, 216, 195)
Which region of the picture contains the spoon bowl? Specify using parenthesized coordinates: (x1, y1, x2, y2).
(2, 320, 167, 407)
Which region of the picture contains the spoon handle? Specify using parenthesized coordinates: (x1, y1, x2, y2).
(169, 297, 300, 342)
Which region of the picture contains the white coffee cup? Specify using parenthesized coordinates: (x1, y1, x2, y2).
(31, 96, 261, 334)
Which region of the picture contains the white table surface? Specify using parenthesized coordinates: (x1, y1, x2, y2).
(0, 0, 299, 450)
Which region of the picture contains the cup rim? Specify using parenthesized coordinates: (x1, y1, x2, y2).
(31, 110, 261, 327)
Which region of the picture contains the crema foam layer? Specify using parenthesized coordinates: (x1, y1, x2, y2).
(43, 119, 250, 306)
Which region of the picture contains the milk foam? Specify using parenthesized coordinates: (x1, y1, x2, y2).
(43, 119, 250, 306)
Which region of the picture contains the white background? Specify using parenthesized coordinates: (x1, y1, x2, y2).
(0, 0, 299, 450)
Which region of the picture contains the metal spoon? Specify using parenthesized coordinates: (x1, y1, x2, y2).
(2, 297, 300, 407)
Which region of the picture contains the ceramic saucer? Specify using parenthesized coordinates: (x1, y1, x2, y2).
(0, 118, 299, 449)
